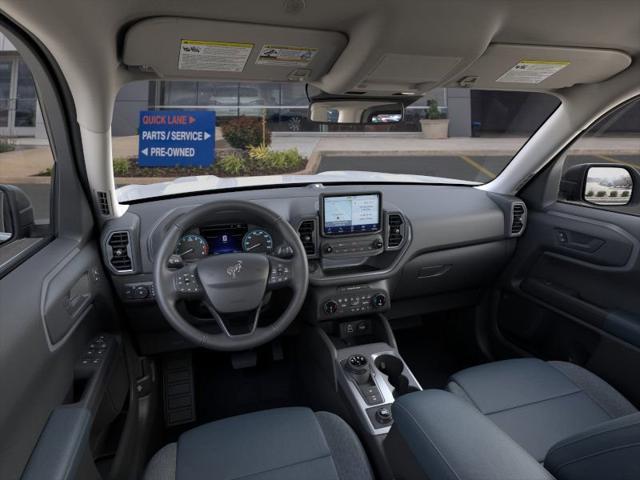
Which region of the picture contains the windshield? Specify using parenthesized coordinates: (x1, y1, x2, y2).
(112, 81, 560, 202)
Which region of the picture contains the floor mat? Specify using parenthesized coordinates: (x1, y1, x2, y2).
(191, 341, 308, 425)
(394, 311, 487, 389)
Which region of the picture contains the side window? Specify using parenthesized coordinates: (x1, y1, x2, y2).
(559, 96, 640, 215)
(0, 36, 55, 258)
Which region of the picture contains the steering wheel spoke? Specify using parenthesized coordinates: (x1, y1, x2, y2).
(170, 263, 205, 301)
(267, 256, 295, 290)
(203, 301, 262, 338)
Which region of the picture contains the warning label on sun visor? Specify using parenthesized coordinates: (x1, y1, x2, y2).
(256, 45, 318, 66)
(496, 60, 570, 84)
(178, 40, 253, 72)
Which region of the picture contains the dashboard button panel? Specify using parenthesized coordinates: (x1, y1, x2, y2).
(124, 281, 156, 300)
(320, 234, 384, 257)
(320, 288, 389, 319)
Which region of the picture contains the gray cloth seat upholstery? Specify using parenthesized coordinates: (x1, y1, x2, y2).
(447, 358, 637, 461)
(143, 407, 374, 480)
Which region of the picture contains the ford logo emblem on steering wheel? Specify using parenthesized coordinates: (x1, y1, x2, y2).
(225, 260, 243, 279)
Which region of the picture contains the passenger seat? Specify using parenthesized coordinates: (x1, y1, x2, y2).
(447, 358, 638, 462)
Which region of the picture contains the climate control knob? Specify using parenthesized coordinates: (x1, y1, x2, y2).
(372, 293, 387, 308)
(323, 300, 338, 315)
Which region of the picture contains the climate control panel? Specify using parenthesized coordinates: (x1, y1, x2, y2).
(320, 286, 389, 319)
(321, 234, 385, 258)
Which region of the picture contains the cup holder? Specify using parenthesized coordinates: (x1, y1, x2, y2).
(374, 354, 420, 398)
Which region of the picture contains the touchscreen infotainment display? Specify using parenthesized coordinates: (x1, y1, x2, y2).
(322, 193, 381, 235)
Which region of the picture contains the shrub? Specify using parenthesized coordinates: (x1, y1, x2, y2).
(609, 190, 618, 197)
(249, 148, 305, 173)
(621, 191, 630, 197)
(585, 190, 594, 197)
(113, 157, 130, 176)
(596, 191, 606, 197)
(268, 148, 304, 171)
(426, 99, 444, 120)
(221, 116, 271, 150)
(215, 152, 247, 176)
(247, 145, 271, 161)
(0, 138, 15, 153)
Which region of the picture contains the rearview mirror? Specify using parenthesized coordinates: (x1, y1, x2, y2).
(584, 166, 633, 206)
(309, 99, 404, 125)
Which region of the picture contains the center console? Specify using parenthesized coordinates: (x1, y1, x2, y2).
(299, 192, 419, 441)
(301, 312, 422, 479)
(336, 344, 422, 435)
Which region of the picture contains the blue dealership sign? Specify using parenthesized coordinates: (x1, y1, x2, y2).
(138, 110, 215, 167)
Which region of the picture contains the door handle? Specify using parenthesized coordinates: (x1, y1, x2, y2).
(555, 229, 605, 253)
(65, 272, 92, 319)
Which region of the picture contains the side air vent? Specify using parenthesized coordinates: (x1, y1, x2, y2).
(96, 191, 111, 216)
(386, 212, 406, 250)
(107, 231, 133, 272)
(511, 203, 527, 236)
(297, 219, 317, 257)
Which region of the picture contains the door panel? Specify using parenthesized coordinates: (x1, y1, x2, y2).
(496, 202, 640, 406)
(0, 25, 131, 480)
(0, 237, 117, 478)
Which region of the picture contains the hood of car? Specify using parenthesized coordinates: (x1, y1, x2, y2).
(116, 171, 479, 203)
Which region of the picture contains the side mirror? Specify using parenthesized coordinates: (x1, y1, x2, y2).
(309, 97, 407, 125)
(584, 166, 633, 206)
(560, 164, 635, 207)
(0, 185, 35, 245)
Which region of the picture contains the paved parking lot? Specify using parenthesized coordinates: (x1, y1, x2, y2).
(317, 153, 640, 183)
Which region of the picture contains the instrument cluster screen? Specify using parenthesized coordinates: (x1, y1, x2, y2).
(201, 224, 247, 255)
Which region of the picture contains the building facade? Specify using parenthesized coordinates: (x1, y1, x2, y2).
(0, 34, 47, 139)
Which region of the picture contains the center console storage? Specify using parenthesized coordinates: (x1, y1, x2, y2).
(384, 390, 553, 480)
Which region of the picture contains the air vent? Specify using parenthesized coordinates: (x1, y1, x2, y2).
(511, 203, 527, 236)
(107, 231, 133, 272)
(96, 191, 111, 216)
(298, 219, 317, 256)
(386, 213, 405, 249)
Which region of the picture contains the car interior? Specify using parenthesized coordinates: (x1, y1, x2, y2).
(1, 1, 639, 479)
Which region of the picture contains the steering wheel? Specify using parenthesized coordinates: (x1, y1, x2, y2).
(153, 200, 309, 351)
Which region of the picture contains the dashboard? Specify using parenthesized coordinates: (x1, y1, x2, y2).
(100, 183, 527, 354)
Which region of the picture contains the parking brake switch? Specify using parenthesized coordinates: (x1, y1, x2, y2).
(344, 354, 383, 405)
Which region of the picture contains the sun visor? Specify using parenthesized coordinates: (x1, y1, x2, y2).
(449, 44, 631, 90)
(122, 18, 347, 82)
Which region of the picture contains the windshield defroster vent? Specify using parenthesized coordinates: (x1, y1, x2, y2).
(107, 231, 133, 272)
(298, 219, 317, 257)
(511, 203, 527, 236)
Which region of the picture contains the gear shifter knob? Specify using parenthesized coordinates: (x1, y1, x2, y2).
(345, 354, 371, 384)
